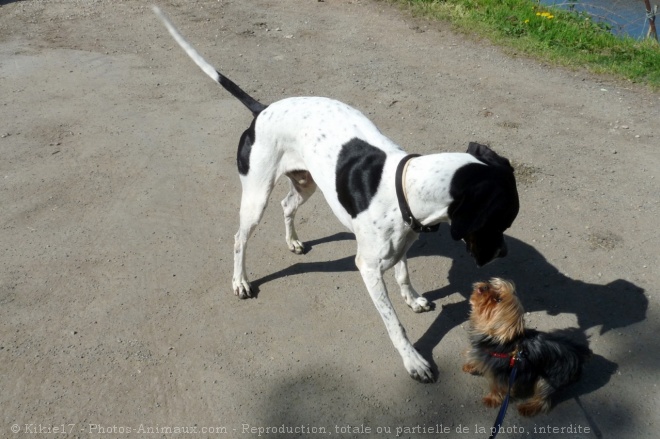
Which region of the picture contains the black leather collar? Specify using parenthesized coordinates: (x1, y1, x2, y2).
(395, 154, 440, 233)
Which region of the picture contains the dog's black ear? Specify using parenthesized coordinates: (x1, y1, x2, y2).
(467, 142, 491, 156)
(448, 167, 516, 241)
(467, 142, 513, 171)
(448, 188, 493, 241)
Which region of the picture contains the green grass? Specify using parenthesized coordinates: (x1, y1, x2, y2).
(392, 0, 660, 88)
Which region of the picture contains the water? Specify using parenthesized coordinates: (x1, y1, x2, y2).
(540, 0, 654, 39)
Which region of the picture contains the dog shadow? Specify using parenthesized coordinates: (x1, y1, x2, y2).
(553, 350, 618, 438)
(250, 232, 356, 297)
(256, 227, 647, 339)
(409, 225, 648, 429)
(410, 225, 648, 344)
(250, 226, 648, 409)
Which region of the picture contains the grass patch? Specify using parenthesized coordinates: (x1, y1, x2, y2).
(393, 0, 660, 88)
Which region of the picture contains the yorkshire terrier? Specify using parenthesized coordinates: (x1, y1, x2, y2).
(463, 278, 591, 416)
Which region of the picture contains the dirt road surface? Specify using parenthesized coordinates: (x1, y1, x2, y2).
(1, 1, 658, 438)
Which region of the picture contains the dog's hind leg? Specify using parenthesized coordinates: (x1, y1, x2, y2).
(517, 378, 553, 416)
(356, 252, 434, 382)
(233, 174, 275, 299)
(281, 171, 316, 254)
(394, 257, 432, 313)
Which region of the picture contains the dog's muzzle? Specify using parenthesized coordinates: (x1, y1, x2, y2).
(465, 237, 508, 267)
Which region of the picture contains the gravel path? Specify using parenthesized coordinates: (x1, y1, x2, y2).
(1, 1, 658, 438)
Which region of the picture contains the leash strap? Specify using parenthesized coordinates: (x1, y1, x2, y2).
(487, 354, 520, 439)
(395, 154, 440, 233)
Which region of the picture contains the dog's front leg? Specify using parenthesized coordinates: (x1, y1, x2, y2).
(394, 257, 432, 313)
(356, 255, 434, 383)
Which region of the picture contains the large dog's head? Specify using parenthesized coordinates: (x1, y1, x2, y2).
(448, 142, 519, 267)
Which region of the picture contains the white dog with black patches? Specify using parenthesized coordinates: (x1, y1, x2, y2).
(154, 7, 519, 383)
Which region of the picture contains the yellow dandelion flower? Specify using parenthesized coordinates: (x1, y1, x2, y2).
(536, 11, 555, 20)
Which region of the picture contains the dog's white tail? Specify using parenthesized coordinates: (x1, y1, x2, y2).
(152, 6, 220, 82)
(152, 5, 267, 115)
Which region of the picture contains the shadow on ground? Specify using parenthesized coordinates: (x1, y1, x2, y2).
(409, 227, 648, 425)
(254, 227, 647, 339)
(250, 226, 651, 436)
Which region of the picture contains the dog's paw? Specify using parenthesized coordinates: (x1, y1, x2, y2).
(403, 350, 435, 383)
(462, 363, 481, 375)
(408, 296, 433, 313)
(517, 400, 550, 417)
(483, 393, 504, 408)
(232, 279, 253, 299)
(287, 239, 305, 255)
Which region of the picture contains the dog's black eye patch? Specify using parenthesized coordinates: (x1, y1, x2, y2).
(336, 138, 386, 218)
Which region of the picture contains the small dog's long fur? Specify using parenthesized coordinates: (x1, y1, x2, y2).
(463, 279, 591, 416)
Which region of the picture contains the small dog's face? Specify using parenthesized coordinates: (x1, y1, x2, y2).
(469, 278, 524, 343)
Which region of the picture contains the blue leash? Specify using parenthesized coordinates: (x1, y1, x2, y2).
(487, 353, 520, 439)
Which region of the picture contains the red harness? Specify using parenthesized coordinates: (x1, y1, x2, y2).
(490, 351, 517, 368)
